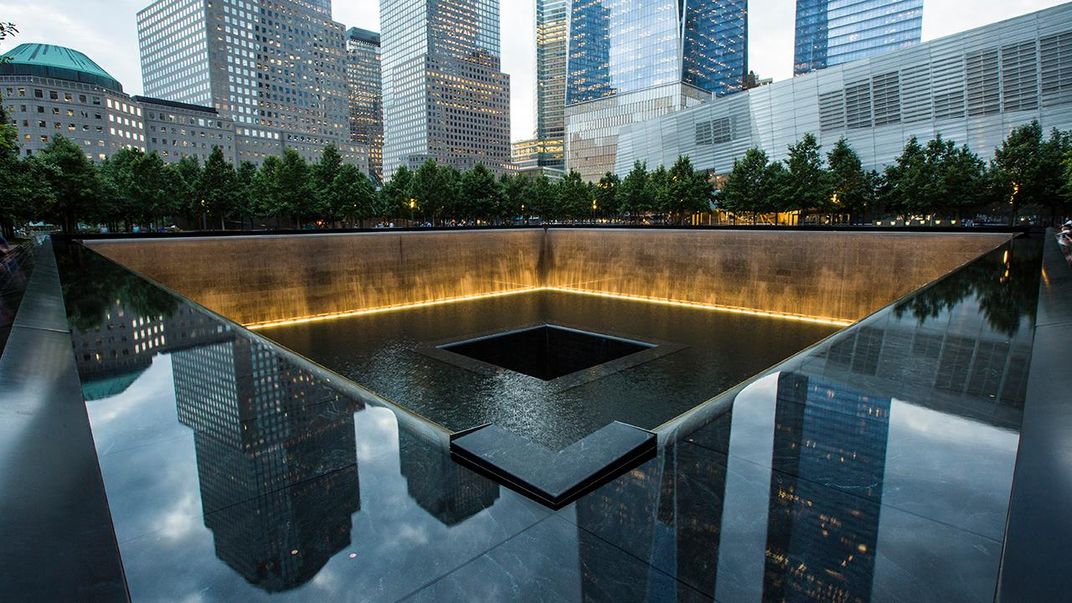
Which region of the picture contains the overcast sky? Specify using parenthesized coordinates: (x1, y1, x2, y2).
(0, 0, 1066, 141)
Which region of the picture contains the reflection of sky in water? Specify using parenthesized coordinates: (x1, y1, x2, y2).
(84, 355, 551, 601)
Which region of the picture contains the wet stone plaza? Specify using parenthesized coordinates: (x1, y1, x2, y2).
(2, 228, 1070, 601)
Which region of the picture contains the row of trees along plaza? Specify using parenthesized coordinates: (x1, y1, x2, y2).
(2, 95, 1071, 236)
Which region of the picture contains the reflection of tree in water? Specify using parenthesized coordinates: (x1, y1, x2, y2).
(894, 238, 1041, 337)
(57, 243, 178, 332)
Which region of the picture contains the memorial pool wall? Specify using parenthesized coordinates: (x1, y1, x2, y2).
(84, 228, 1013, 328)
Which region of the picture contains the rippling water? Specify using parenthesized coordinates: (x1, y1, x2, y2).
(261, 290, 838, 449)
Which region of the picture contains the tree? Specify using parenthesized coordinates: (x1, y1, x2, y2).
(277, 149, 311, 227)
(0, 86, 28, 238)
(880, 137, 928, 219)
(459, 163, 500, 222)
(333, 164, 376, 227)
(557, 170, 594, 220)
(826, 138, 873, 224)
(499, 173, 529, 222)
(782, 133, 829, 218)
(98, 148, 139, 227)
(410, 160, 441, 223)
(170, 155, 202, 223)
(990, 121, 1068, 225)
(311, 144, 344, 223)
(134, 151, 173, 227)
(667, 156, 712, 223)
(926, 136, 987, 220)
(526, 174, 556, 220)
(199, 146, 238, 229)
(718, 148, 783, 222)
(253, 155, 283, 224)
(649, 165, 671, 219)
(234, 160, 258, 228)
(595, 172, 620, 219)
(34, 136, 101, 233)
(381, 165, 413, 220)
(618, 161, 652, 221)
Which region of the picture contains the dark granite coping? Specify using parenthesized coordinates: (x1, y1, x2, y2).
(450, 421, 656, 509)
(59, 224, 1032, 242)
(0, 240, 127, 600)
(418, 321, 687, 393)
(997, 229, 1072, 600)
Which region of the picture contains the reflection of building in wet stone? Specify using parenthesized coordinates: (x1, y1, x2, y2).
(73, 302, 228, 390)
(398, 429, 499, 526)
(764, 372, 890, 602)
(173, 336, 360, 592)
(575, 433, 729, 598)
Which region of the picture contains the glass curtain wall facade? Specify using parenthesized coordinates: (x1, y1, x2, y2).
(380, 0, 511, 178)
(535, 0, 568, 171)
(137, 0, 357, 167)
(795, 0, 923, 76)
(564, 0, 747, 181)
(346, 28, 384, 182)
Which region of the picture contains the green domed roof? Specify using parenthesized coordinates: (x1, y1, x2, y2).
(0, 43, 123, 92)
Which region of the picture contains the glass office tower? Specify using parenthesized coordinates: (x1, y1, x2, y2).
(534, 0, 569, 172)
(380, 0, 511, 177)
(346, 28, 384, 182)
(795, 0, 923, 75)
(137, 0, 354, 166)
(564, 0, 748, 181)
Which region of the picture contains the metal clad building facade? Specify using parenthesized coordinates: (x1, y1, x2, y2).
(617, 5, 1072, 178)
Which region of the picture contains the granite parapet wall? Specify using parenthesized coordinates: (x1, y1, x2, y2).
(86, 229, 1012, 326)
(87, 230, 545, 326)
(544, 229, 1012, 322)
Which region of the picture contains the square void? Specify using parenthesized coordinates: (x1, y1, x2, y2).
(439, 324, 655, 381)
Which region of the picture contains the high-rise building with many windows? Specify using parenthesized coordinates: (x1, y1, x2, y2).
(534, 0, 569, 173)
(346, 28, 384, 182)
(564, 0, 748, 181)
(794, 0, 924, 76)
(0, 43, 236, 165)
(136, 0, 358, 167)
(379, 0, 511, 177)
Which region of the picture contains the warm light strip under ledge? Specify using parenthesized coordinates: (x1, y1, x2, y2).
(245, 287, 854, 330)
(542, 287, 854, 327)
(246, 288, 538, 330)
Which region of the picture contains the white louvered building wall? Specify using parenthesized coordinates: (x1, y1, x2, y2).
(615, 3, 1072, 176)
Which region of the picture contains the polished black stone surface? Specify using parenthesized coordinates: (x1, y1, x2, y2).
(0, 241, 126, 601)
(0, 242, 34, 354)
(997, 231, 1072, 601)
(20, 235, 1054, 601)
(440, 324, 653, 381)
(451, 421, 656, 507)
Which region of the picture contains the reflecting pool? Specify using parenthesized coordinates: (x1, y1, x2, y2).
(54, 235, 1043, 601)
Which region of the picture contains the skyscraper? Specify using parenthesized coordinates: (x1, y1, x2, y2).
(137, 0, 357, 166)
(794, 0, 924, 76)
(534, 0, 569, 172)
(346, 28, 384, 182)
(565, 0, 748, 181)
(379, 0, 511, 177)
